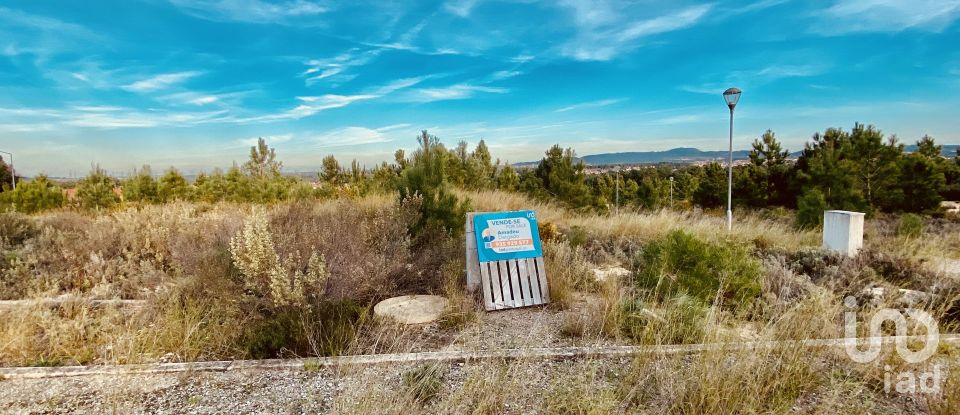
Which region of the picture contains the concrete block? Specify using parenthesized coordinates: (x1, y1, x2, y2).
(823, 210, 864, 257)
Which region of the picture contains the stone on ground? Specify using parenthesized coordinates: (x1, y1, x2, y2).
(592, 266, 631, 283)
(374, 295, 449, 324)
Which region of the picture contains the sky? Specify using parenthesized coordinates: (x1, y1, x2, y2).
(1, 0, 959, 177)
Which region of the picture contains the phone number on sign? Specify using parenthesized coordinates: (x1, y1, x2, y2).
(491, 239, 534, 248)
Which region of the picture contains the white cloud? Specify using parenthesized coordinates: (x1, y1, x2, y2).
(0, 104, 229, 130)
(287, 94, 378, 117)
(561, 3, 713, 61)
(491, 70, 522, 80)
(190, 96, 219, 105)
(400, 84, 508, 102)
(313, 125, 401, 147)
(681, 63, 830, 95)
(445, 0, 480, 17)
(123, 71, 203, 92)
(63, 108, 228, 128)
(0, 7, 103, 59)
(0, 123, 56, 133)
(816, 0, 960, 34)
(168, 0, 327, 24)
(555, 98, 627, 113)
(303, 48, 381, 86)
(234, 77, 426, 124)
(235, 134, 293, 147)
(71, 105, 123, 112)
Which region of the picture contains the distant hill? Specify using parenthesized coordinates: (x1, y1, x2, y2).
(904, 144, 959, 156)
(558, 144, 960, 167)
(580, 147, 752, 166)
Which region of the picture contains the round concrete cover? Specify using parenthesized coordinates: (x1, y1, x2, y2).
(374, 295, 449, 325)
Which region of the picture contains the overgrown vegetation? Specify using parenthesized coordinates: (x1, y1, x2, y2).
(1, 127, 958, 413)
(4, 124, 958, 231)
(632, 229, 762, 309)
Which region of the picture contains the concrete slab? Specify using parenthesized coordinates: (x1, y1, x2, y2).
(373, 295, 449, 325)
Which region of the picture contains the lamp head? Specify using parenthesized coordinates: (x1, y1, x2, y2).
(723, 87, 741, 110)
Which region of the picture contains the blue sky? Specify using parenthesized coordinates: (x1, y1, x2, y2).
(1, 0, 959, 176)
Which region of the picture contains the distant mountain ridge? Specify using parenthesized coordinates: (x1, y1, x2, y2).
(580, 147, 754, 165)
(565, 144, 960, 166)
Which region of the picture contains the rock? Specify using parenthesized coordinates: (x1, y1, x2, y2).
(592, 266, 631, 283)
(859, 287, 936, 308)
(373, 295, 449, 325)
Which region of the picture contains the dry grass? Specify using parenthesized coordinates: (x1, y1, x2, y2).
(460, 189, 821, 251)
(2, 189, 958, 413)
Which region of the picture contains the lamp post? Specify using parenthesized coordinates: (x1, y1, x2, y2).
(669, 176, 674, 208)
(615, 166, 620, 215)
(0, 150, 14, 190)
(722, 87, 741, 231)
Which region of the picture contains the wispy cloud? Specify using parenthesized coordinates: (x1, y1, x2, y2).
(0, 6, 103, 60)
(235, 134, 293, 147)
(313, 124, 410, 148)
(303, 48, 381, 86)
(234, 77, 427, 123)
(716, 0, 789, 18)
(445, 0, 480, 17)
(555, 98, 627, 112)
(63, 107, 227, 128)
(681, 63, 830, 94)
(560, 3, 714, 61)
(277, 94, 378, 120)
(814, 0, 960, 34)
(491, 70, 523, 80)
(168, 0, 327, 24)
(123, 71, 204, 92)
(0, 104, 228, 130)
(399, 83, 509, 103)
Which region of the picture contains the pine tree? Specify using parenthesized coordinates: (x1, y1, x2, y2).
(398, 130, 468, 236)
(320, 155, 343, 185)
(533, 145, 591, 208)
(158, 168, 190, 202)
(243, 138, 282, 177)
(496, 164, 520, 191)
(0, 175, 64, 213)
(122, 165, 159, 203)
(77, 165, 119, 210)
(0, 156, 12, 192)
(742, 129, 792, 207)
(692, 163, 725, 209)
(794, 127, 866, 212)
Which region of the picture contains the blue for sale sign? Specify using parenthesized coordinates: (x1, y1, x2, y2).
(473, 210, 543, 262)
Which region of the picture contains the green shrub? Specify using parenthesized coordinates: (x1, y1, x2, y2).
(796, 189, 826, 229)
(565, 225, 589, 248)
(633, 230, 761, 310)
(0, 175, 65, 213)
(76, 166, 119, 211)
(0, 212, 37, 246)
(620, 294, 708, 344)
(240, 300, 362, 358)
(896, 213, 925, 238)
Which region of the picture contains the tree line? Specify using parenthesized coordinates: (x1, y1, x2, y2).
(1, 122, 958, 229)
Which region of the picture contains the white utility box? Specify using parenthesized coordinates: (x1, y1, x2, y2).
(822, 210, 864, 257)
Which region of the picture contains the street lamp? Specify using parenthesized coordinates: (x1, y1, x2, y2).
(614, 166, 621, 215)
(722, 87, 741, 231)
(669, 176, 674, 208)
(0, 150, 14, 190)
